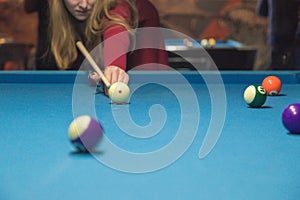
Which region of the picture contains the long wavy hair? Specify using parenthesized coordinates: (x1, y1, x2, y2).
(50, 0, 138, 70)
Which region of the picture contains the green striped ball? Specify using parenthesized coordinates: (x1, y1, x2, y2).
(243, 84, 267, 107)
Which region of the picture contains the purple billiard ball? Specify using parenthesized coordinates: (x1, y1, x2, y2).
(68, 115, 103, 152)
(282, 103, 300, 134)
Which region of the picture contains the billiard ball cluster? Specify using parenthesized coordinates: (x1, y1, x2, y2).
(243, 84, 267, 107)
(243, 75, 300, 134)
(67, 73, 300, 152)
(243, 75, 282, 107)
(201, 38, 216, 48)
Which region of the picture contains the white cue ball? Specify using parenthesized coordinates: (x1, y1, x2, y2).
(108, 82, 130, 103)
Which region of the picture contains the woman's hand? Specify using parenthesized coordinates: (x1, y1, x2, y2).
(104, 65, 129, 85)
(88, 65, 129, 96)
(88, 65, 129, 86)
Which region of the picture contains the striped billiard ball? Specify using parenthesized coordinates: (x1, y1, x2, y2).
(243, 84, 267, 107)
(68, 115, 103, 152)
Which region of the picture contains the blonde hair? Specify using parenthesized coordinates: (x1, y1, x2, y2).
(50, 0, 138, 70)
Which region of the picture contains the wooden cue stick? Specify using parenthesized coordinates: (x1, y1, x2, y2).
(76, 41, 111, 88)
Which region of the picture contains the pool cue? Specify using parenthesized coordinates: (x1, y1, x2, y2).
(76, 41, 111, 88)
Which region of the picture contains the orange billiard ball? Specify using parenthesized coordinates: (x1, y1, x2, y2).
(208, 38, 216, 47)
(262, 75, 282, 96)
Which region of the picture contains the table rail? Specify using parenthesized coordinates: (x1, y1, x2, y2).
(0, 70, 299, 84)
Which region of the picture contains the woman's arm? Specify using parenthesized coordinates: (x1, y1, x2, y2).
(102, 26, 130, 84)
(102, 2, 132, 84)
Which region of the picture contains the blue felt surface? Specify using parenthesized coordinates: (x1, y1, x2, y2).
(0, 71, 300, 200)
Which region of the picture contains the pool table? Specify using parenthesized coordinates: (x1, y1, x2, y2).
(165, 39, 257, 70)
(0, 70, 300, 200)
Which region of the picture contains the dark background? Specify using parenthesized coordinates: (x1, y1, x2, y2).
(0, 0, 269, 70)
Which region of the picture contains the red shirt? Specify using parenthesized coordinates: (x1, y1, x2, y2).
(103, 0, 169, 71)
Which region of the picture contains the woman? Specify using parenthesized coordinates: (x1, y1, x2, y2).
(50, 0, 168, 85)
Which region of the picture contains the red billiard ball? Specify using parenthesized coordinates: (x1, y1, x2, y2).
(68, 115, 103, 152)
(262, 76, 282, 96)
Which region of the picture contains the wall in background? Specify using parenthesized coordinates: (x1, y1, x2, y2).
(0, 0, 269, 70)
(151, 0, 269, 70)
(0, 0, 37, 44)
